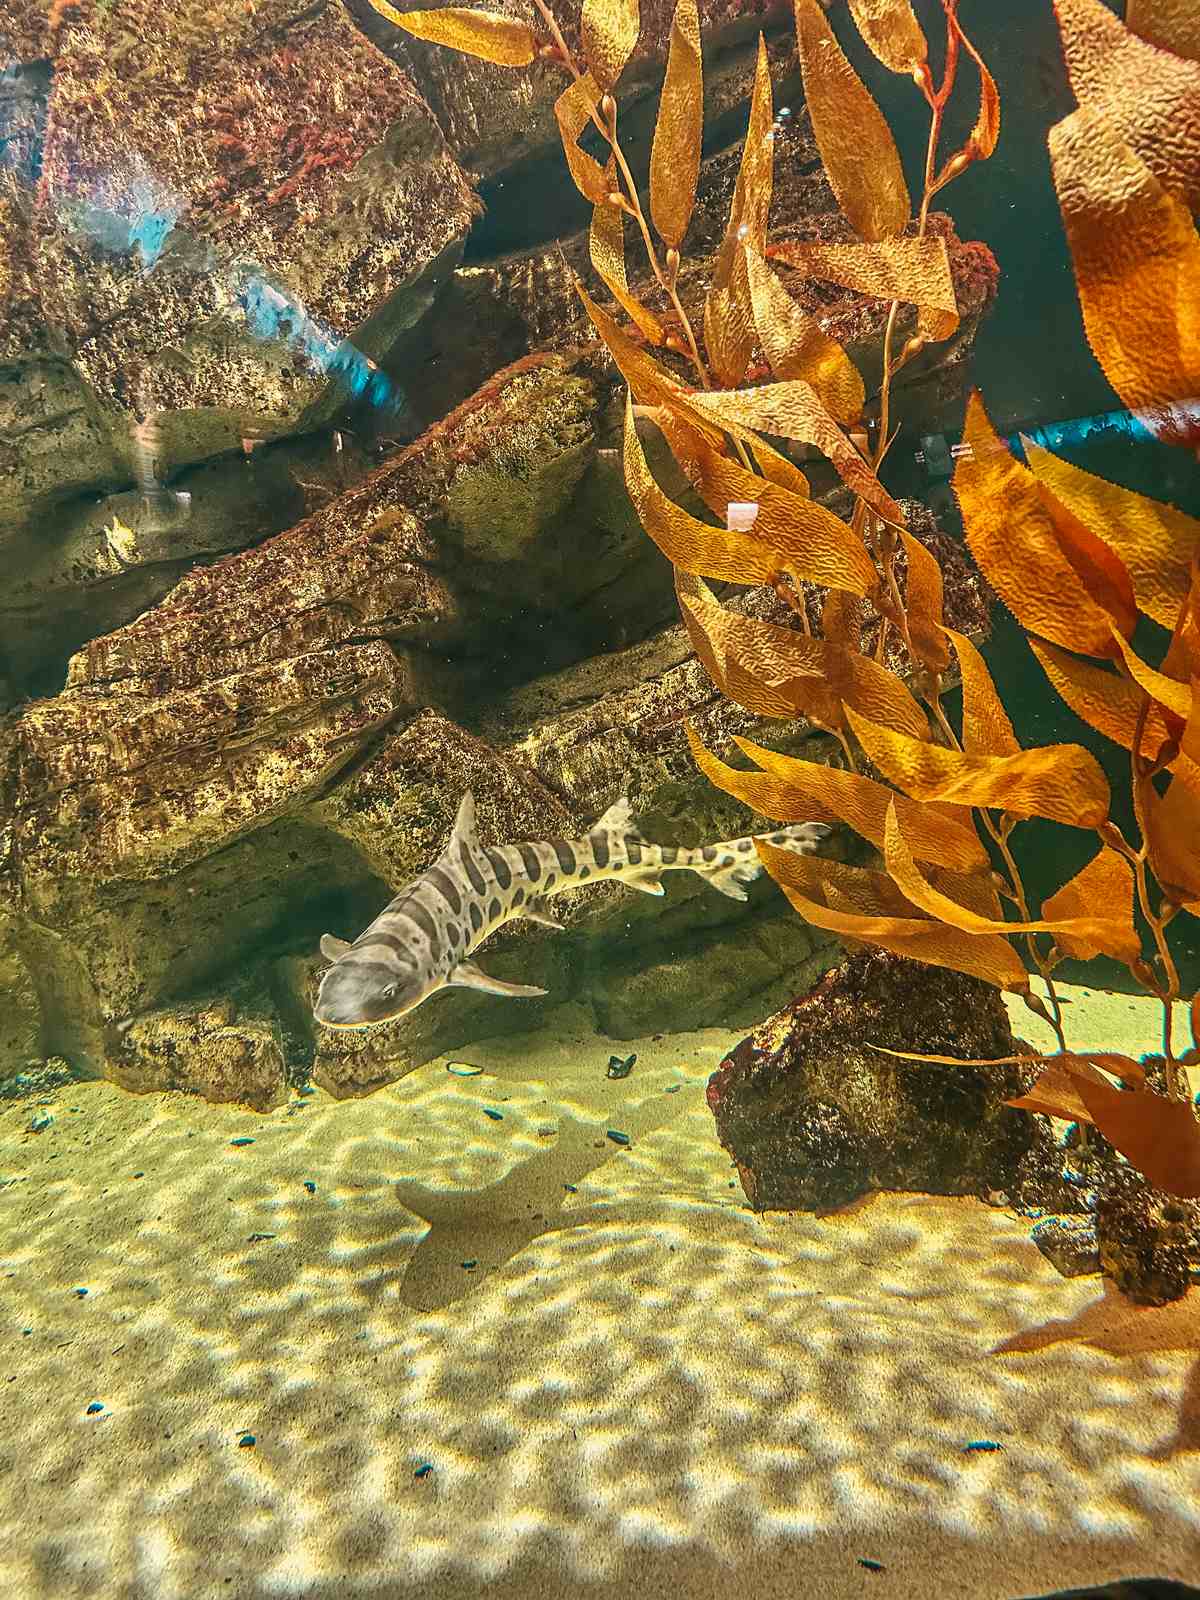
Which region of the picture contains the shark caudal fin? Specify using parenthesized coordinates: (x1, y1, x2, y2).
(694, 822, 831, 902)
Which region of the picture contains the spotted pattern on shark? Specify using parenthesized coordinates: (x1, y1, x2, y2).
(313, 794, 830, 1029)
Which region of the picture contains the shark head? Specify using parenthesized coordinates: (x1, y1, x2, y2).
(313, 939, 435, 1029)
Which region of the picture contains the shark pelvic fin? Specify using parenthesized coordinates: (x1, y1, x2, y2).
(701, 865, 755, 902)
(625, 872, 665, 897)
(320, 934, 353, 962)
(448, 960, 548, 1000)
(520, 898, 564, 930)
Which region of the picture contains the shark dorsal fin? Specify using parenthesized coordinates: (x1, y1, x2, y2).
(451, 790, 478, 847)
(593, 796, 642, 835)
(320, 934, 352, 963)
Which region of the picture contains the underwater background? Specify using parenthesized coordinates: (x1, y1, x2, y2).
(2, 0, 1200, 1595)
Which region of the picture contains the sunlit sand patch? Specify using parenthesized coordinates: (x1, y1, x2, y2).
(0, 987, 1196, 1597)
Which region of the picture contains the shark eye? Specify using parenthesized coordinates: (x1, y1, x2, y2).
(383, 983, 400, 1000)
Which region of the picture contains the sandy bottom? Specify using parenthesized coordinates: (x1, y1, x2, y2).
(1, 986, 1197, 1600)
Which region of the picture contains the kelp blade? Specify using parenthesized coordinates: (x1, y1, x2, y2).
(792, 0, 910, 241)
(689, 381, 902, 523)
(1042, 845, 1140, 962)
(590, 165, 665, 343)
(846, 0, 927, 73)
(900, 531, 950, 673)
(582, 0, 641, 91)
(770, 236, 958, 343)
(759, 839, 1029, 989)
(1063, 1061, 1200, 1198)
(955, 392, 1135, 657)
(680, 432, 877, 595)
(1125, 0, 1200, 59)
(1028, 638, 1179, 763)
(745, 247, 865, 424)
(367, 1, 536, 62)
(623, 395, 874, 593)
(556, 75, 611, 204)
(884, 804, 1142, 962)
(1054, 0, 1200, 210)
(947, 7, 1000, 162)
(1023, 437, 1198, 629)
(730, 733, 989, 870)
(649, 0, 703, 249)
(705, 37, 774, 385)
(1049, 106, 1200, 440)
(845, 704, 1112, 828)
(944, 626, 1018, 757)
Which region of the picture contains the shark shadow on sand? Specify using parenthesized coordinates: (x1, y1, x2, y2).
(992, 1280, 1200, 1463)
(392, 1106, 687, 1312)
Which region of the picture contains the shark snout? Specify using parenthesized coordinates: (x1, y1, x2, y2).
(313, 996, 365, 1028)
(314, 959, 424, 1029)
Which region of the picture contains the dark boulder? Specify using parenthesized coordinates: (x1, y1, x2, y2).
(707, 946, 1052, 1212)
(1094, 1164, 1199, 1307)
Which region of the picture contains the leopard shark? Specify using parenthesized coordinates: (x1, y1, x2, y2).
(313, 792, 828, 1029)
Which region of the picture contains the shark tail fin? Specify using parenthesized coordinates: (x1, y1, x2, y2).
(693, 822, 832, 902)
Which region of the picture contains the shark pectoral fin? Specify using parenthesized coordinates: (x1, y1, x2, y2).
(626, 873, 665, 897)
(448, 961, 548, 1000)
(320, 934, 353, 962)
(521, 898, 564, 931)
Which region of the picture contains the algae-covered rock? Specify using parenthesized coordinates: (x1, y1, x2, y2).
(311, 707, 574, 890)
(105, 1001, 288, 1113)
(1032, 1216, 1102, 1279)
(0, 923, 42, 1082)
(1094, 1165, 1199, 1307)
(0, 433, 328, 703)
(7, 0, 475, 462)
(706, 947, 1044, 1211)
(0, 0, 477, 695)
(13, 642, 412, 894)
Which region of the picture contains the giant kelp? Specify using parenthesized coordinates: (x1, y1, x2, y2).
(368, 0, 1200, 1197)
